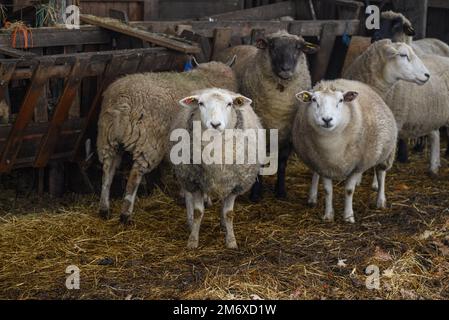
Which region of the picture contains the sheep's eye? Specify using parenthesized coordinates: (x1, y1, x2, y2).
(227, 103, 232, 107)
(198, 102, 204, 107)
(339, 99, 343, 103)
(312, 97, 316, 102)
(399, 54, 409, 59)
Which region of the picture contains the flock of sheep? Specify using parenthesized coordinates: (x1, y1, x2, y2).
(96, 11, 449, 249)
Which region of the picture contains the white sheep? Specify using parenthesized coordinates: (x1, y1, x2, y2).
(170, 88, 262, 249)
(307, 40, 431, 211)
(293, 79, 397, 223)
(96, 59, 237, 225)
(216, 30, 319, 201)
(344, 39, 449, 177)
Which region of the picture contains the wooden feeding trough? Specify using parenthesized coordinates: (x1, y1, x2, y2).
(0, 25, 188, 196)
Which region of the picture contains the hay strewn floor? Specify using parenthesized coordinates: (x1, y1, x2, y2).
(1, 150, 448, 300)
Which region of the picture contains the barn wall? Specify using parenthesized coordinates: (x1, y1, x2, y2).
(79, 0, 146, 20)
(157, 0, 245, 20)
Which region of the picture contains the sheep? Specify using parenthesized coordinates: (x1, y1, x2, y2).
(96, 58, 237, 225)
(307, 40, 431, 208)
(373, 11, 449, 57)
(372, 10, 449, 162)
(293, 79, 398, 223)
(344, 39, 449, 177)
(216, 30, 319, 201)
(169, 88, 262, 248)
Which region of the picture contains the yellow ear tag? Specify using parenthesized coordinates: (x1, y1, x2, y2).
(302, 92, 311, 102)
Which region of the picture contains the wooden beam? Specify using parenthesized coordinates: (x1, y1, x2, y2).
(199, 1, 296, 21)
(34, 56, 91, 168)
(312, 23, 338, 84)
(429, 0, 449, 9)
(80, 14, 200, 54)
(0, 47, 37, 58)
(211, 28, 233, 60)
(133, 20, 360, 38)
(0, 58, 55, 172)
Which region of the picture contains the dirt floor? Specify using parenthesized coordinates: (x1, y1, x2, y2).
(0, 147, 448, 300)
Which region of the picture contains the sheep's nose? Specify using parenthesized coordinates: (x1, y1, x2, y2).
(425, 73, 430, 79)
(211, 121, 221, 129)
(322, 117, 333, 125)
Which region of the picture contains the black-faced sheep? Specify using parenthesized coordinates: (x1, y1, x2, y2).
(216, 30, 319, 201)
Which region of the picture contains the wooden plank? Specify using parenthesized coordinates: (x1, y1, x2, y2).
(80, 14, 200, 54)
(199, 1, 296, 21)
(0, 47, 37, 58)
(34, 56, 91, 168)
(158, 0, 243, 20)
(0, 26, 111, 49)
(0, 58, 55, 172)
(429, 0, 449, 9)
(133, 20, 360, 38)
(180, 30, 211, 62)
(312, 23, 338, 84)
(0, 61, 17, 105)
(211, 28, 232, 60)
(143, 0, 159, 20)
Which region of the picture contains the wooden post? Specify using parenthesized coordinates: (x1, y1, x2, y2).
(143, 0, 159, 20)
(211, 28, 232, 61)
(311, 23, 338, 84)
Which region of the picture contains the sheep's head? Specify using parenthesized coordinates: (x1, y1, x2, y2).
(179, 88, 252, 132)
(256, 30, 319, 81)
(296, 87, 358, 132)
(379, 41, 430, 85)
(372, 11, 415, 43)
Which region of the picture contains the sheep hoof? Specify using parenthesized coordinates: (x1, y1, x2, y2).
(307, 199, 317, 208)
(249, 192, 262, 203)
(226, 237, 238, 249)
(322, 212, 334, 222)
(376, 199, 387, 209)
(428, 170, 439, 179)
(119, 214, 134, 226)
(344, 215, 355, 224)
(371, 183, 379, 192)
(187, 237, 199, 249)
(99, 208, 112, 220)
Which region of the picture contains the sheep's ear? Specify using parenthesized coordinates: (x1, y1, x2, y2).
(179, 95, 199, 107)
(233, 95, 252, 107)
(226, 55, 237, 67)
(403, 24, 415, 36)
(301, 42, 319, 54)
(256, 38, 268, 49)
(384, 45, 399, 58)
(295, 91, 313, 103)
(343, 91, 358, 102)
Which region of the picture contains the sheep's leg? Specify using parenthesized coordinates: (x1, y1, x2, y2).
(185, 191, 194, 231)
(99, 152, 122, 219)
(308, 172, 320, 207)
(397, 139, 408, 163)
(187, 191, 205, 249)
(376, 168, 387, 209)
(322, 177, 334, 222)
(221, 193, 238, 249)
(343, 173, 361, 224)
(275, 145, 291, 198)
(249, 175, 263, 202)
(429, 130, 441, 177)
(371, 170, 378, 191)
(119, 163, 146, 225)
(413, 136, 425, 153)
(445, 126, 449, 157)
